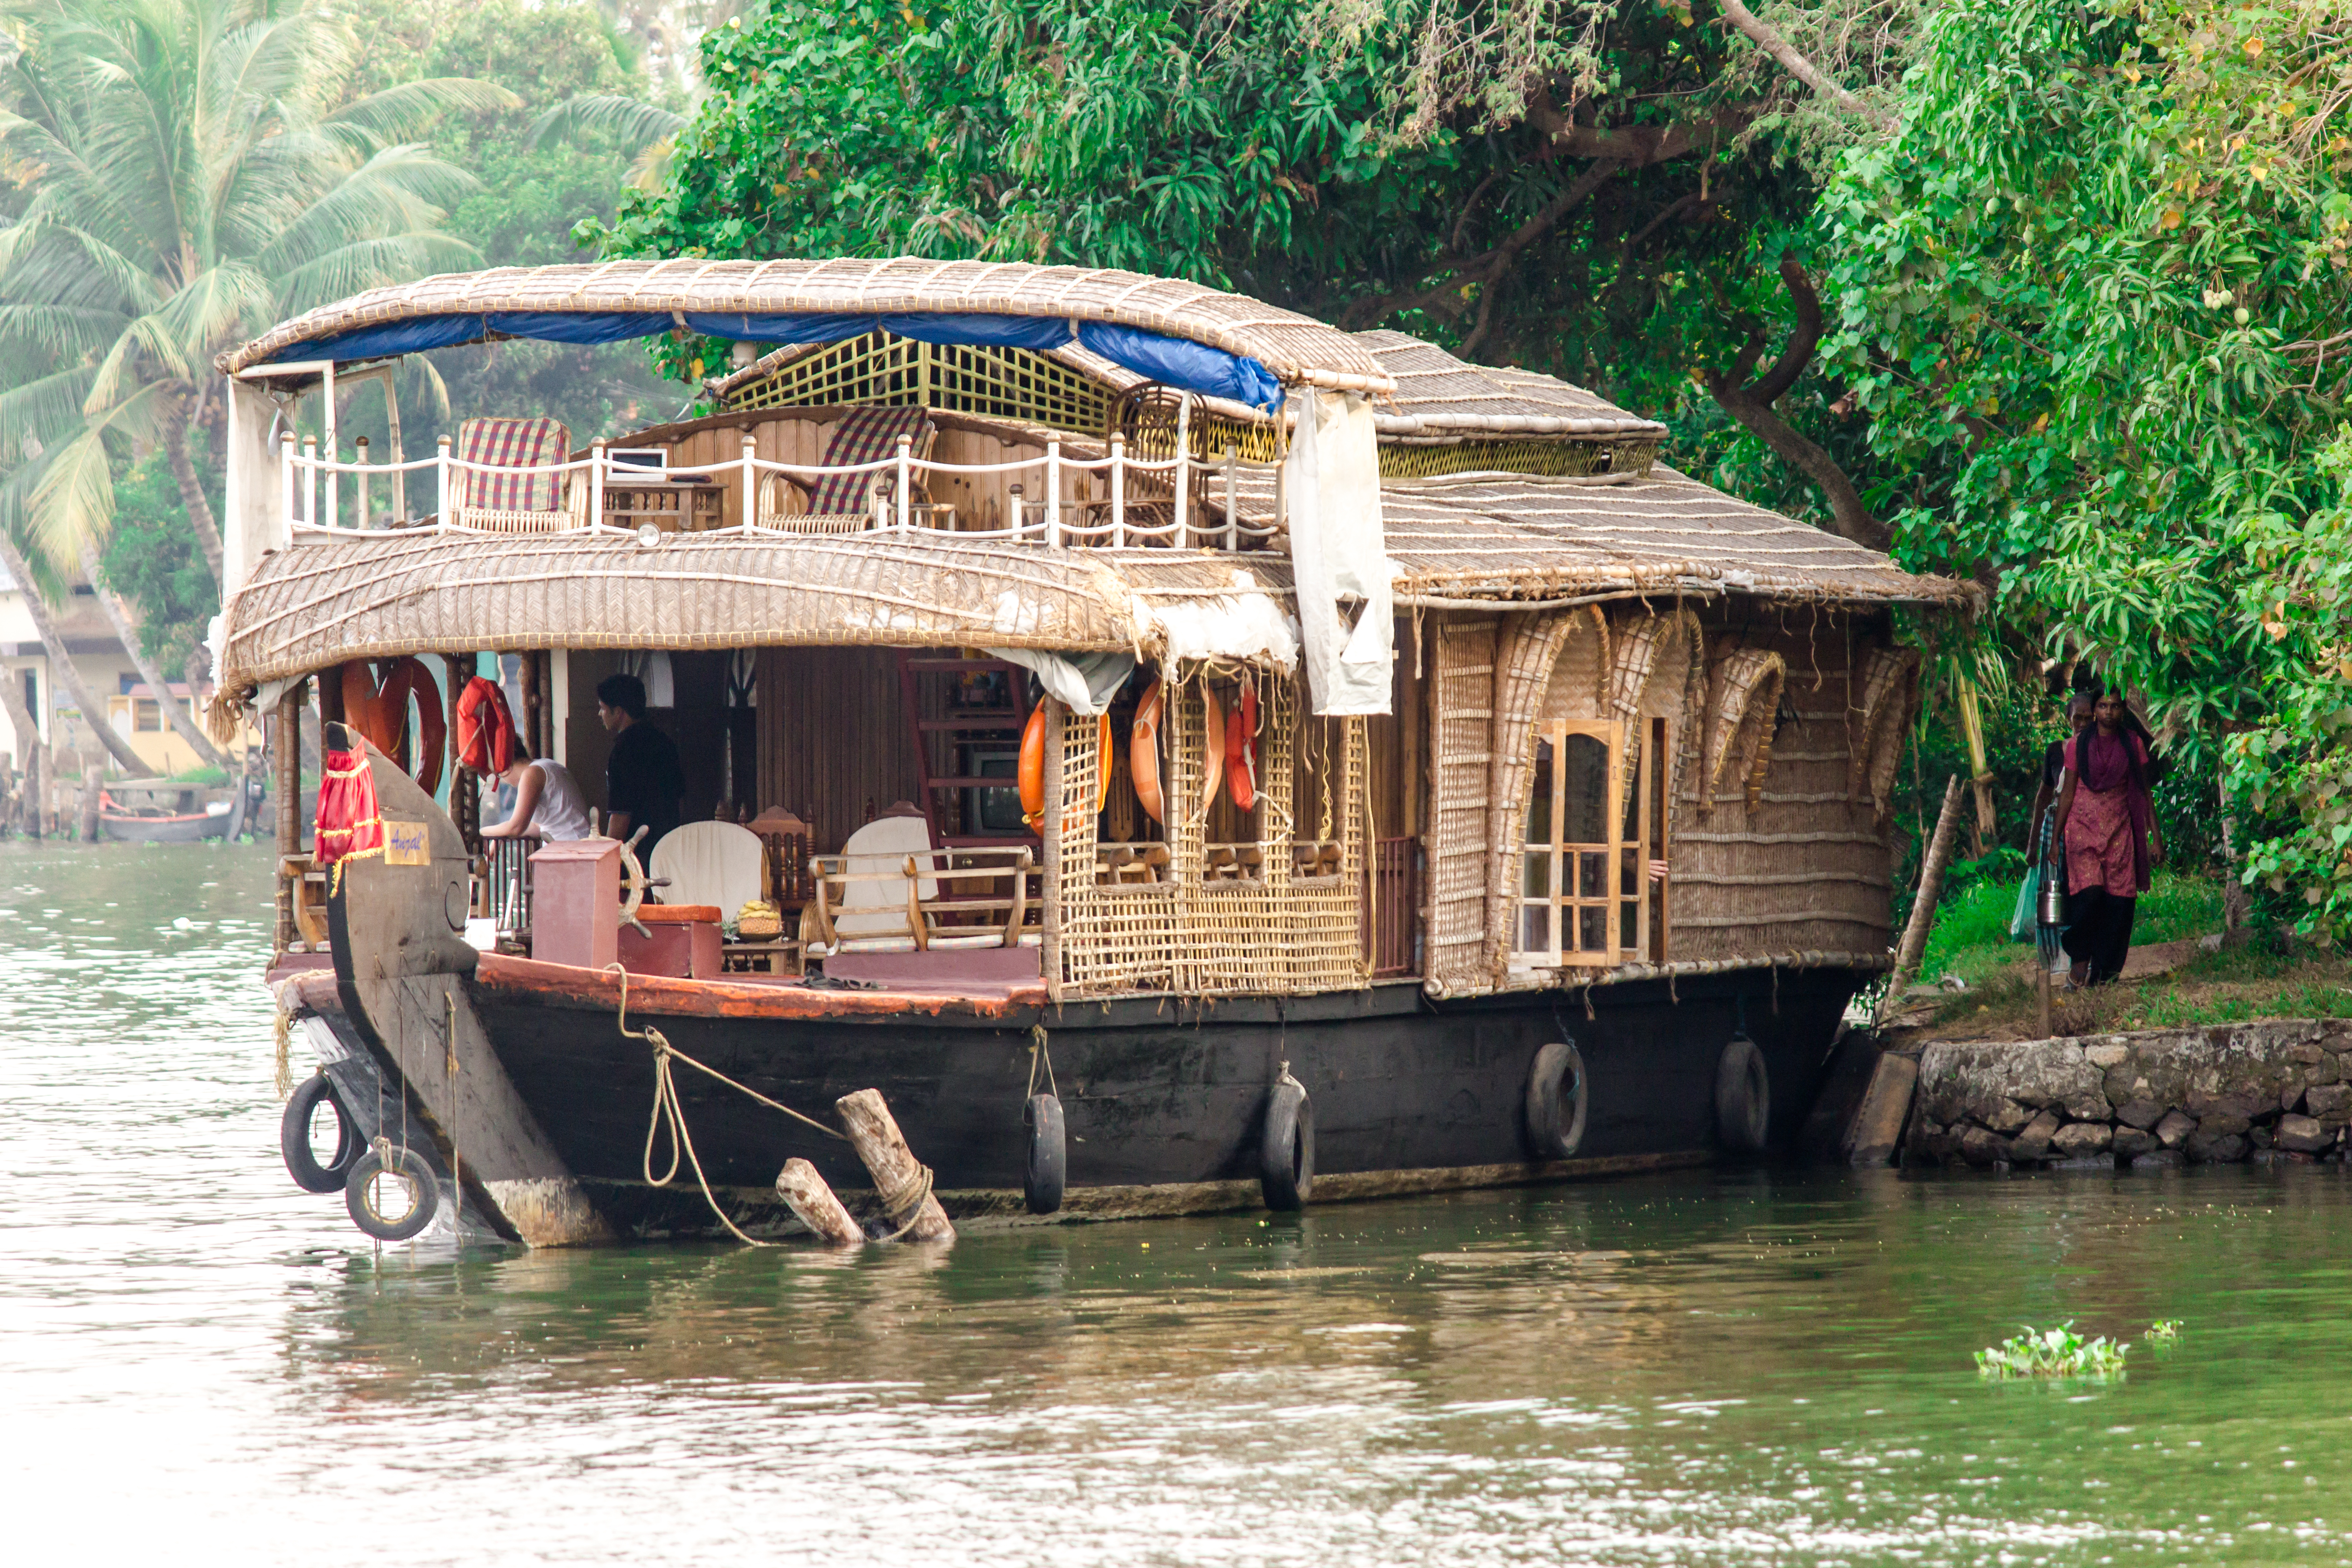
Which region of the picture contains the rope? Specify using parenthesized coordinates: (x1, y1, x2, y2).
(870, 1161, 936, 1243)
(611, 965, 846, 1248)
(1025, 1024, 1059, 1100)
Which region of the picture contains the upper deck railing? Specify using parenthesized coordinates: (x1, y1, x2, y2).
(279, 428, 1287, 552)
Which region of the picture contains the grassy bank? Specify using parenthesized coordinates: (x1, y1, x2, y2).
(1899, 872, 2351, 1040)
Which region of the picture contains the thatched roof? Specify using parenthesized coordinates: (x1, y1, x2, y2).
(217, 258, 1392, 394)
(1357, 332, 1667, 441)
(1190, 465, 1968, 607)
(216, 529, 1302, 689)
(1383, 466, 1964, 603)
(715, 327, 1676, 446)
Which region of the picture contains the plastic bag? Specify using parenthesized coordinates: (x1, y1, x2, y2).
(2009, 864, 2040, 944)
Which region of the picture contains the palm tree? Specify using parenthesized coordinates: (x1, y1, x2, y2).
(0, 0, 513, 759)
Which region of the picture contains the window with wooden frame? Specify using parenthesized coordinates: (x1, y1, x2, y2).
(1515, 717, 1670, 967)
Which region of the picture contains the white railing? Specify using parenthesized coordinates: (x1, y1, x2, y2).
(279, 431, 1287, 551)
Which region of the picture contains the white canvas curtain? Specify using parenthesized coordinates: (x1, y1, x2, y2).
(1281, 387, 1393, 715)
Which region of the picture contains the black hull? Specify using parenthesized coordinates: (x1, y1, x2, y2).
(467, 967, 1856, 1230)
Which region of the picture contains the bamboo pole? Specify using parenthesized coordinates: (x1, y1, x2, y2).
(1953, 673, 1997, 857)
(833, 1088, 955, 1242)
(1877, 774, 1966, 1026)
(775, 1158, 864, 1246)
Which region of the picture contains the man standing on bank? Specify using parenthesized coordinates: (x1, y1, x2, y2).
(2053, 687, 2163, 987)
(596, 671, 683, 855)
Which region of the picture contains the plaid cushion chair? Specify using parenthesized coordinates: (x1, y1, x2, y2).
(454, 416, 573, 531)
(759, 406, 935, 532)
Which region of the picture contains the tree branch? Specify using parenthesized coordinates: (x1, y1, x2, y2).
(1704, 257, 1890, 552)
(1341, 160, 1622, 333)
(1715, 0, 1893, 129)
(1524, 93, 1759, 164)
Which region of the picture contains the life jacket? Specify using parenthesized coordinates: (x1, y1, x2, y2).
(341, 657, 446, 798)
(1225, 680, 1259, 812)
(455, 676, 517, 774)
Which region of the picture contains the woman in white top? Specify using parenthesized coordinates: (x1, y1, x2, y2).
(480, 752, 592, 842)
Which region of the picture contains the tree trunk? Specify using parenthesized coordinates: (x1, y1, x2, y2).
(1704, 256, 1894, 553)
(78, 539, 230, 773)
(0, 659, 36, 776)
(78, 750, 103, 841)
(164, 386, 225, 594)
(0, 529, 155, 777)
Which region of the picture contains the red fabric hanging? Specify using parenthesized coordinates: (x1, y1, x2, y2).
(314, 742, 385, 882)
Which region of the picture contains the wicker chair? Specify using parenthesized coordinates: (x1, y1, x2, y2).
(756, 406, 938, 533)
(451, 416, 577, 533)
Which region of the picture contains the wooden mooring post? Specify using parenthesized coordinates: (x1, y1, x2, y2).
(835, 1088, 956, 1242)
(775, 1157, 864, 1246)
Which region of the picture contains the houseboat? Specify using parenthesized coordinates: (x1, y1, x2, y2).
(212, 258, 1965, 1245)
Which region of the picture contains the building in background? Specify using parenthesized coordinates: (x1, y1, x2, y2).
(0, 563, 255, 775)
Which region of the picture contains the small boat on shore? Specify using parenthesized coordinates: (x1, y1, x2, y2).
(214, 258, 1968, 1247)
(98, 775, 265, 843)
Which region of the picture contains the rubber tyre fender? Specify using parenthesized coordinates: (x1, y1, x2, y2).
(1714, 1035, 1771, 1154)
(344, 1143, 441, 1242)
(1523, 1039, 1589, 1160)
(1259, 1076, 1315, 1211)
(1023, 1093, 1068, 1215)
(280, 1071, 358, 1195)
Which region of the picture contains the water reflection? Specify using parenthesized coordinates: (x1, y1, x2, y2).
(5, 840, 2352, 1564)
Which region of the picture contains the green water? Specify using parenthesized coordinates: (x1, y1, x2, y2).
(3, 841, 2349, 1565)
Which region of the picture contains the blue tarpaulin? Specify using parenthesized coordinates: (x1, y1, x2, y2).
(294, 308, 1284, 410)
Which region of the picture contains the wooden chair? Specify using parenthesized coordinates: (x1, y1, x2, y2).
(804, 846, 1039, 957)
(451, 416, 576, 532)
(756, 407, 942, 532)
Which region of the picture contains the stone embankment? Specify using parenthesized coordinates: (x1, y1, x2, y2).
(1908, 1019, 2352, 1168)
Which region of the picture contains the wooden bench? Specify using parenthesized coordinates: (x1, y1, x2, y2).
(803, 846, 1040, 957)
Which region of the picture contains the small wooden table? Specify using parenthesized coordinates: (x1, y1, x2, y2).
(603, 475, 728, 532)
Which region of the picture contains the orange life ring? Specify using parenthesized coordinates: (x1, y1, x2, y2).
(454, 676, 516, 774)
(1200, 685, 1227, 813)
(1226, 681, 1259, 812)
(1019, 705, 1046, 829)
(342, 657, 446, 798)
(1131, 680, 1164, 824)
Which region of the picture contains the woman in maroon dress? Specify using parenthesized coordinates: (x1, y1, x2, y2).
(2053, 689, 2164, 986)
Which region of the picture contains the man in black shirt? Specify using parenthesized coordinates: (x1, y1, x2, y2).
(596, 671, 682, 853)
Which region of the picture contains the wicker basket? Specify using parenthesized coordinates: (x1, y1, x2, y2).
(735, 902, 784, 939)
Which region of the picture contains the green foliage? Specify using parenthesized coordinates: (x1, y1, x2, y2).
(323, 0, 680, 451)
(2145, 1319, 2183, 1343)
(586, 0, 1873, 459)
(1976, 1322, 2130, 1379)
(0, 0, 507, 574)
(99, 454, 215, 666)
(1818, 0, 2352, 941)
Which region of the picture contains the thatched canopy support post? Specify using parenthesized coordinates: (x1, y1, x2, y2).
(274, 678, 307, 958)
(1041, 696, 1065, 1004)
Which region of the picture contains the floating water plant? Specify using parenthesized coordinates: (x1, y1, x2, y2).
(2145, 1319, 2183, 1343)
(1975, 1323, 2131, 1379)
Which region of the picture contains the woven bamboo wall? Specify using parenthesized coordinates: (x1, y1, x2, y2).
(1432, 602, 1906, 989)
(1426, 616, 1500, 991)
(1664, 611, 1896, 960)
(1054, 666, 1365, 999)
(1482, 609, 1583, 984)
